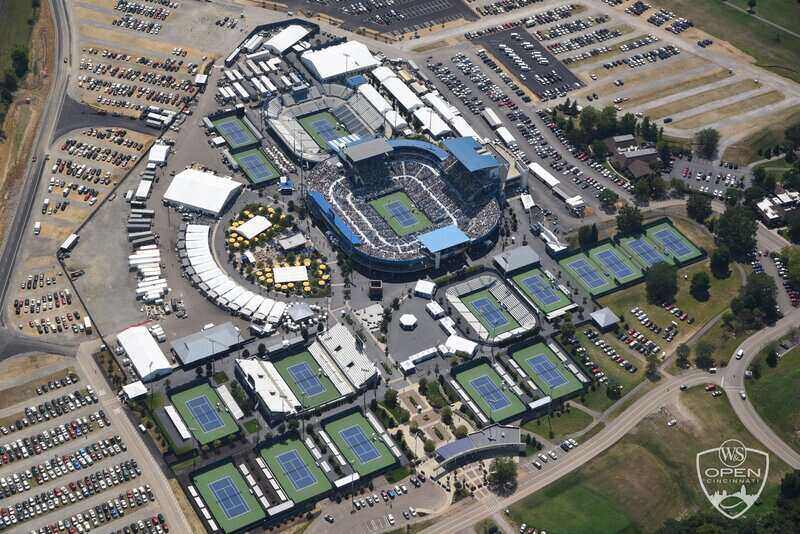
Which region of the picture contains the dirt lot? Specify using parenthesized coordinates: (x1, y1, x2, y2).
(672, 90, 785, 129)
(643, 78, 762, 119)
(621, 69, 733, 109)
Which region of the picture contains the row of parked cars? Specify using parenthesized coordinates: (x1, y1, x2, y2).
(51, 159, 112, 185)
(111, 513, 168, 534)
(619, 328, 662, 357)
(466, 4, 578, 39)
(582, 329, 638, 375)
(36, 374, 78, 396)
(112, 15, 162, 35)
(0, 411, 108, 465)
(114, 0, 172, 20)
(771, 255, 800, 307)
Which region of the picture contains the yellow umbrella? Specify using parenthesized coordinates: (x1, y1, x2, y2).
(304, 286, 311, 292)
(319, 264, 327, 271)
(228, 238, 236, 244)
(318, 280, 325, 286)
(255, 270, 262, 276)
(288, 283, 295, 289)
(258, 276, 265, 282)
(233, 242, 240, 249)
(258, 206, 265, 213)
(303, 259, 311, 266)
(236, 236, 243, 242)
(322, 274, 330, 280)
(302, 281, 310, 286)
(244, 240, 250, 247)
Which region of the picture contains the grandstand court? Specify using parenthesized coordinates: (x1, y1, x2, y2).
(511, 342, 583, 399)
(646, 222, 701, 263)
(454, 363, 526, 423)
(297, 111, 350, 150)
(232, 148, 279, 185)
(620, 235, 673, 268)
(212, 115, 258, 151)
(511, 268, 572, 314)
(588, 243, 643, 285)
(260, 438, 331, 503)
(460, 289, 519, 337)
(273, 350, 341, 409)
(369, 191, 432, 237)
(559, 253, 617, 296)
(324, 412, 396, 476)
(170, 383, 239, 445)
(193, 463, 264, 533)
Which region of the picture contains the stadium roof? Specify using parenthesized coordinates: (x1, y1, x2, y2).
(343, 137, 393, 163)
(117, 326, 172, 382)
(301, 41, 379, 81)
(387, 139, 449, 161)
(265, 24, 311, 54)
(170, 322, 242, 366)
(412, 107, 451, 138)
(163, 169, 243, 217)
(493, 246, 540, 273)
(316, 324, 377, 388)
(443, 137, 499, 172)
(422, 92, 458, 122)
(418, 225, 470, 253)
(380, 75, 423, 112)
(357, 83, 392, 114)
(591, 307, 620, 329)
(309, 192, 362, 246)
(436, 425, 522, 462)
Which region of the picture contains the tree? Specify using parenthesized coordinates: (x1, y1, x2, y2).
(599, 189, 619, 212)
(694, 128, 720, 160)
(453, 425, 468, 439)
(695, 341, 715, 369)
(747, 0, 757, 11)
(257, 343, 266, 356)
(710, 246, 732, 279)
(686, 193, 712, 223)
(715, 206, 757, 262)
(384, 388, 398, 409)
(11, 46, 28, 80)
(441, 406, 453, 426)
(676, 344, 691, 368)
(634, 179, 651, 204)
(724, 187, 741, 207)
(591, 139, 608, 159)
(731, 272, 780, 329)
(646, 353, 659, 379)
(765, 341, 779, 368)
(784, 246, 800, 288)
(487, 457, 518, 494)
(577, 224, 599, 248)
(423, 439, 435, 454)
(690, 271, 711, 301)
(560, 314, 576, 341)
(616, 204, 643, 236)
(646, 262, 678, 304)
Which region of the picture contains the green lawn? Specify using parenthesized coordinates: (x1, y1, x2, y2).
(690, 318, 755, 367)
(461, 289, 520, 338)
(754, 157, 794, 181)
(243, 419, 260, 434)
(523, 409, 594, 440)
(599, 261, 742, 356)
(727, 0, 800, 35)
(384, 465, 412, 483)
(170, 384, 239, 446)
(369, 191, 432, 237)
(508, 387, 791, 533)
(0, 1, 37, 85)
(654, 0, 800, 84)
(273, 350, 342, 409)
(324, 412, 397, 476)
(510, 342, 584, 400)
(748, 346, 800, 453)
(559, 253, 617, 296)
(454, 363, 527, 423)
(260, 437, 332, 504)
(511, 268, 573, 314)
(297, 111, 350, 150)
(193, 463, 265, 533)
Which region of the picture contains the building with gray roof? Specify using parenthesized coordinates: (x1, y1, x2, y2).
(434, 425, 523, 477)
(493, 246, 540, 275)
(170, 322, 244, 366)
(591, 307, 620, 332)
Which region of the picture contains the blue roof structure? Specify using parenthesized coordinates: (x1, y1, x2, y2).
(309, 192, 362, 246)
(436, 437, 474, 460)
(417, 225, 470, 253)
(346, 75, 367, 88)
(387, 139, 449, 161)
(442, 137, 499, 173)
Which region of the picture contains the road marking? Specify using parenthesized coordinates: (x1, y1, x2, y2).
(721, 376, 725, 387)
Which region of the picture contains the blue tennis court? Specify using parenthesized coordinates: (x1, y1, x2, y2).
(239, 154, 273, 181)
(595, 249, 633, 278)
(629, 238, 666, 266)
(568, 258, 606, 289)
(276, 450, 316, 491)
(186, 396, 224, 433)
(527, 354, 568, 389)
(472, 298, 509, 328)
(312, 119, 340, 142)
(339, 425, 380, 464)
(209, 476, 250, 519)
(521, 275, 560, 305)
(469, 375, 511, 411)
(653, 229, 691, 257)
(287, 362, 325, 398)
(217, 121, 251, 146)
(386, 201, 416, 227)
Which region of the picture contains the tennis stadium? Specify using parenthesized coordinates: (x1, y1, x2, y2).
(272, 350, 342, 409)
(193, 462, 265, 533)
(259, 437, 332, 504)
(324, 412, 396, 477)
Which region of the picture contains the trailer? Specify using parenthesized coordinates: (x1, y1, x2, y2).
(224, 48, 241, 67)
(481, 107, 502, 129)
(83, 317, 92, 334)
(232, 82, 250, 101)
(130, 209, 155, 218)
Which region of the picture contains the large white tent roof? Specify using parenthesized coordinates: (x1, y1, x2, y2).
(163, 169, 242, 216)
(236, 215, 272, 240)
(117, 326, 172, 382)
(301, 41, 378, 81)
(357, 83, 392, 114)
(412, 107, 452, 138)
(265, 25, 311, 54)
(380, 75, 423, 113)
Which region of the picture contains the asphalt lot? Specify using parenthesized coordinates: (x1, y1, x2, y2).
(666, 156, 751, 196)
(475, 28, 583, 100)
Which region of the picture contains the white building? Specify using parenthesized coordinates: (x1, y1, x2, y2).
(235, 215, 272, 240)
(301, 41, 379, 81)
(163, 169, 243, 217)
(265, 25, 311, 55)
(116, 326, 172, 382)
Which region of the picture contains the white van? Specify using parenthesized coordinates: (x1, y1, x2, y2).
(735, 349, 744, 360)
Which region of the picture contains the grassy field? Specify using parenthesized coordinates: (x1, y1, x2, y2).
(523, 408, 594, 440)
(170, 384, 239, 445)
(598, 261, 741, 355)
(461, 289, 520, 337)
(672, 90, 785, 129)
(324, 412, 396, 476)
(655, 0, 800, 83)
(0, 0, 37, 82)
(722, 108, 800, 165)
(193, 463, 265, 533)
(508, 387, 791, 533)
(369, 191, 432, 237)
(511, 268, 572, 314)
(510, 342, 584, 399)
(690, 318, 754, 367)
(754, 156, 794, 181)
(727, 0, 800, 35)
(454, 363, 527, 423)
(622, 69, 734, 109)
(748, 346, 800, 453)
(575, 330, 647, 411)
(643, 79, 762, 120)
(273, 350, 342, 409)
(260, 437, 332, 504)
